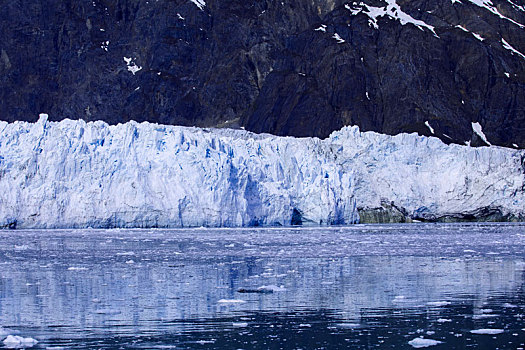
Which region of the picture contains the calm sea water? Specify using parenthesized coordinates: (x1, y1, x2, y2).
(0, 223, 524, 349)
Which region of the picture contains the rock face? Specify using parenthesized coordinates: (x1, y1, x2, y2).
(1, 0, 524, 148)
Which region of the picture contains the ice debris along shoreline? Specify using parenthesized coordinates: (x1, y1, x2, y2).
(0, 115, 524, 228)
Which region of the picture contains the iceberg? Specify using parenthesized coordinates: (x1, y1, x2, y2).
(408, 337, 442, 348)
(0, 115, 523, 228)
(470, 329, 504, 335)
(2, 335, 38, 349)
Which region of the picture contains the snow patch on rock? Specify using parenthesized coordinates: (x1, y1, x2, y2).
(123, 57, 142, 75)
(347, 0, 436, 34)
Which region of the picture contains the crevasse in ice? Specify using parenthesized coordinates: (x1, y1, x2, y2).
(0, 115, 523, 228)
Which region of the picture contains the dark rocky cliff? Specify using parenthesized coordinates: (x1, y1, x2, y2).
(1, 0, 524, 148)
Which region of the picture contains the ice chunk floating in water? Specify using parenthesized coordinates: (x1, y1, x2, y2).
(408, 337, 442, 348)
(470, 329, 504, 335)
(217, 299, 246, 304)
(0, 115, 524, 228)
(0, 225, 523, 348)
(2, 335, 38, 349)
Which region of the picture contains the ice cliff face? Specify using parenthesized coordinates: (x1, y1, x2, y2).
(0, 115, 357, 228)
(0, 115, 524, 228)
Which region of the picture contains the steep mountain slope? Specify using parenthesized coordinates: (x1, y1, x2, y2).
(1, 0, 524, 147)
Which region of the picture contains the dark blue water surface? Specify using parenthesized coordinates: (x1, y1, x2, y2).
(0, 223, 524, 349)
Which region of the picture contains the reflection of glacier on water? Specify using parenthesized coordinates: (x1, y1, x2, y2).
(0, 224, 524, 348)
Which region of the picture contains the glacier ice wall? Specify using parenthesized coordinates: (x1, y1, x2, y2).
(0, 115, 357, 228)
(0, 115, 523, 228)
(331, 127, 525, 220)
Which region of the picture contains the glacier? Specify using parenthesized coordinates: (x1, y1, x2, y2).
(0, 115, 523, 228)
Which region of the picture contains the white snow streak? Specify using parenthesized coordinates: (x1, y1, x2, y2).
(189, 0, 205, 10)
(456, 25, 484, 41)
(471, 32, 485, 41)
(501, 38, 525, 59)
(507, 0, 525, 11)
(425, 121, 435, 134)
(471, 122, 491, 146)
(332, 33, 345, 43)
(466, 0, 524, 27)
